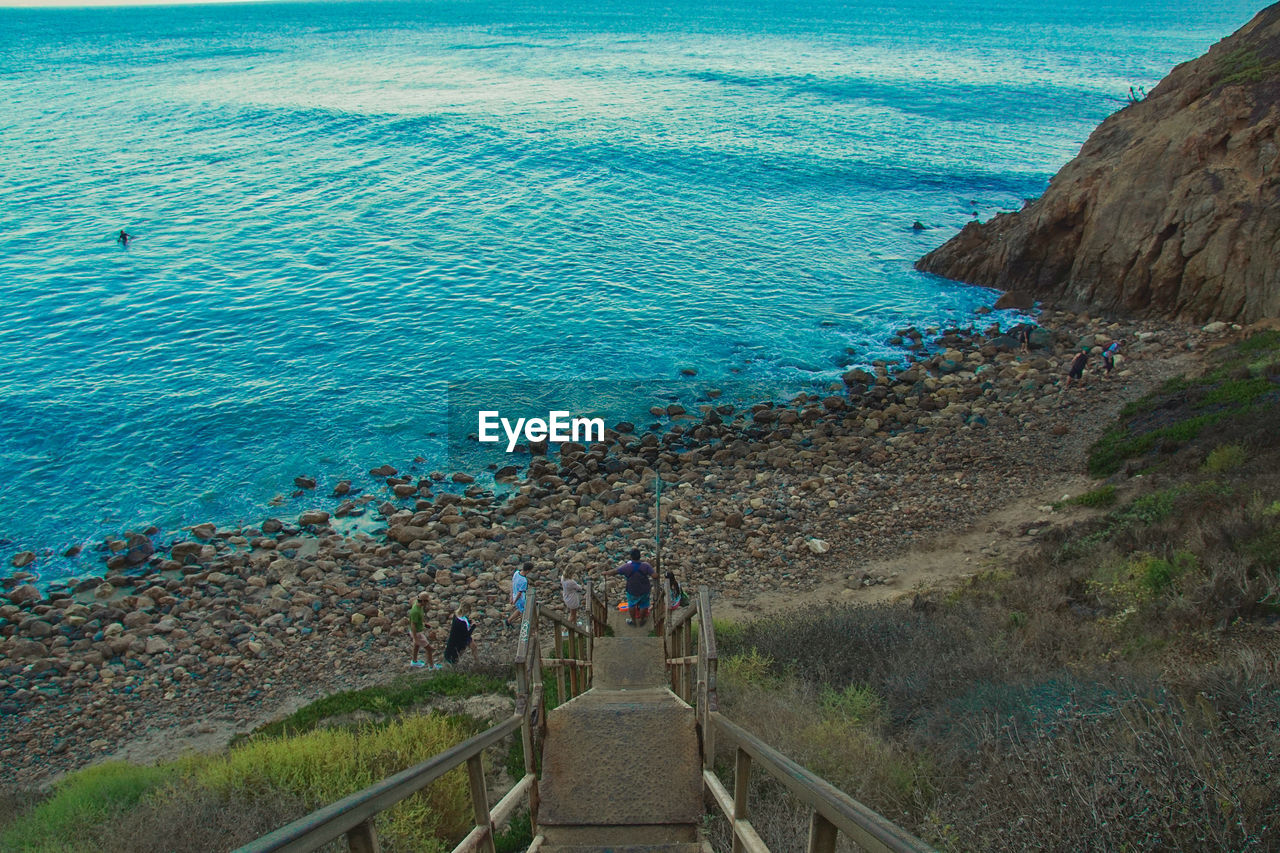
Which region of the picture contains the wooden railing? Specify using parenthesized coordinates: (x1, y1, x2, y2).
(662, 587, 935, 853)
(236, 581, 606, 853)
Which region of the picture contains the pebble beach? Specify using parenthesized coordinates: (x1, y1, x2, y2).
(0, 308, 1236, 787)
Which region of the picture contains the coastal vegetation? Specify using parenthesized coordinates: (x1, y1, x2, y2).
(3, 329, 1276, 851)
(0, 671, 513, 852)
(712, 330, 1280, 850)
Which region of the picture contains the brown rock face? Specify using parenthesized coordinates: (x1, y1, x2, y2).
(917, 4, 1280, 323)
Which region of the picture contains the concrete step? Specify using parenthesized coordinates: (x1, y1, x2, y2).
(539, 687, 701, 828)
(590, 636, 667, 690)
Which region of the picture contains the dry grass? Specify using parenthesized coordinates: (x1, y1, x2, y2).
(708, 332, 1280, 851)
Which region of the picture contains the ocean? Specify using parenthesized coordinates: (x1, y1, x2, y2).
(0, 0, 1258, 585)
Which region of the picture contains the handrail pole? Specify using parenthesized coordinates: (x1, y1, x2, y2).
(466, 754, 496, 853)
(530, 591, 544, 836)
(697, 587, 718, 768)
(553, 618, 567, 705)
(682, 620, 692, 703)
(345, 819, 380, 853)
(513, 588, 537, 840)
(584, 579, 596, 669)
(809, 811, 838, 853)
(732, 746, 752, 853)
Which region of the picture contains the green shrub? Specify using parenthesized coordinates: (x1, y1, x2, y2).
(252, 670, 507, 738)
(199, 714, 472, 850)
(0, 762, 172, 852)
(819, 684, 885, 726)
(1201, 377, 1274, 408)
(1135, 551, 1197, 595)
(1067, 485, 1117, 508)
(1204, 443, 1248, 472)
(721, 648, 775, 685)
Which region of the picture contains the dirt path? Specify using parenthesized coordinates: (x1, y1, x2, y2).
(712, 471, 1108, 622)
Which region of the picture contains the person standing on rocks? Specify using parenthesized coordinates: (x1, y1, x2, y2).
(444, 602, 480, 666)
(615, 548, 655, 627)
(407, 591, 440, 669)
(560, 565, 584, 627)
(1018, 324, 1033, 354)
(1062, 348, 1088, 393)
(666, 571, 689, 609)
(506, 562, 531, 626)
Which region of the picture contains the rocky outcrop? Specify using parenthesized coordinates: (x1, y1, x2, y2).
(917, 4, 1280, 323)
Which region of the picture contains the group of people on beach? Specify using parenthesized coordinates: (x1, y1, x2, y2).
(1062, 337, 1124, 393)
(406, 548, 685, 669)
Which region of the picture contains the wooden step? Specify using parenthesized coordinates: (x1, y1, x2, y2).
(537, 822, 705, 851)
(538, 687, 701, 827)
(590, 637, 668, 689)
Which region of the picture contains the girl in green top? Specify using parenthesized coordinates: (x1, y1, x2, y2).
(407, 591, 440, 668)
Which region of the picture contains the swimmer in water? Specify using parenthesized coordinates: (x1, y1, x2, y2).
(116, 229, 131, 247)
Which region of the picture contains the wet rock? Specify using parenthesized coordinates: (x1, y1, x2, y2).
(11, 551, 35, 569)
(123, 533, 154, 567)
(7, 584, 40, 605)
(452, 472, 475, 484)
(298, 510, 330, 527)
(191, 523, 216, 540)
(293, 476, 317, 490)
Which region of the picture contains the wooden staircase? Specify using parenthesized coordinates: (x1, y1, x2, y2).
(235, 581, 933, 853)
(538, 636, 707, 852)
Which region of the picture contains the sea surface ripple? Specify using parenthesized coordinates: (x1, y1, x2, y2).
(0, 0, 1256, 583)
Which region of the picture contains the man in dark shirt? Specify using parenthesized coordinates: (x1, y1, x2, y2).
(1063, 349, 1088, 393)
(615, 547, 655, 627)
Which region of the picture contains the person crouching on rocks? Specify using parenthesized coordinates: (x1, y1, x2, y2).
(444, 602, 480, 666)
(1102, 339, 1124, 375)
(407, 591, 440, 669)
(615, 548, 655, 627)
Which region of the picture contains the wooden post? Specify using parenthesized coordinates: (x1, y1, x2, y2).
(345, 818, 381, 853)
(681, 622, 693, 703)
(466, 754, 496, 853)
(808, 811, 838, 853)
(553, 619, 566, 707)
(732, 747, 752, 853)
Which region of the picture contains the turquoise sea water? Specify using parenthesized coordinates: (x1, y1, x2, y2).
(0, 0, 1259, 584)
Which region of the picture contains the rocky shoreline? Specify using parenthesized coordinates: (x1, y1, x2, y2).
(0, 307, 1242, 787)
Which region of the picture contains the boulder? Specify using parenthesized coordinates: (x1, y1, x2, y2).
(7, 583, 40, 605)
(298, 510, 330, 526)
(124, 532, 154, 567)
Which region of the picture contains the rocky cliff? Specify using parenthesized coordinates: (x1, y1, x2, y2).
(916, 4, 1280, 323)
